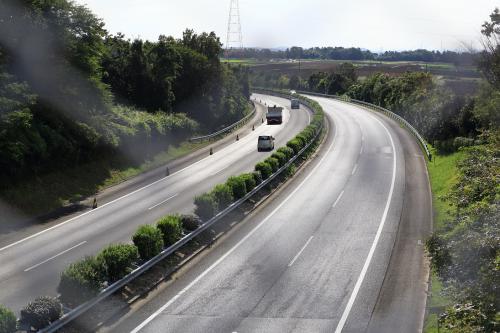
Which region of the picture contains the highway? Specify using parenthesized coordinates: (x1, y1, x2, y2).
(0, 94, 311, 312)
(107, 96, 431, 333)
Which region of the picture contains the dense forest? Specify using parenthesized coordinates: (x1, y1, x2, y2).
(0, 0, 250, 187)
(227, 46, 476, 66)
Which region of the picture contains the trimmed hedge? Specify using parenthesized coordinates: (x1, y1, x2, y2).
(132, 225, 164, 260)
(241, 173, 257, 192)
(286, 138, 303, 154)
(226, 176, 247, 199)
(271, 151, 288, 167)
(180, 214, 201, 231)
(252, 171, 263, 185)
(157, 215, 183, 247)
(0, 304, 17, 333)
(58, 256, 104, 304)
(97, 244, 138, 282)
(20, 296, 62, 331)
(277, 146, 295, 159)
(194, 193, 217, 220)
(265, 157, 279, 172)
(255, 161, 272, 179)
(211, 184, 234, 210)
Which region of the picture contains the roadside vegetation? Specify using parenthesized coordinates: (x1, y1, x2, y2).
(0, 93, 324, 331)
(0, 0, 250, 215)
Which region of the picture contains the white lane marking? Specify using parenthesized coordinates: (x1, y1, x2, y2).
(334, 111, 397, 333)
(351, 163, 358, 175)
(0, 106, 269, 253)
(360, 146, 363, 155)
(332, 190, 345, 208)
(131, 114, 339, 333)
(147, 194, 179, 211)
(24, 241, 87, 272)
(362, 135, 365, 142)
(288, 236, 314, 267)
(209, 165, 231, 177)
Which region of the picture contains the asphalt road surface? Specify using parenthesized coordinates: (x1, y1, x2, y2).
(108, 95, 431, 333)
(0, 94, 311, 312)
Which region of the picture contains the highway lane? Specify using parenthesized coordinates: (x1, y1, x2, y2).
(108, 96, 430, 333)
(0, 94, 311, 312)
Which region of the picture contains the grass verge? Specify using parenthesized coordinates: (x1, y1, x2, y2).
(424, 147, 465, 332)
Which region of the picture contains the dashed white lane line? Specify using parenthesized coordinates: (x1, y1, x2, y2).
(332, 190, 345, 208)
(360, 145, 363, 155)
(288, 236, 314, 267)
(130, 109, 340, 333)
(334, 110, 397, 333)
(351, 163, 358, 175)
(147, 194, 179, 211)
(24, 241, 87, 272)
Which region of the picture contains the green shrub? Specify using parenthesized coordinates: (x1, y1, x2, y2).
(0, 304, 17, 333)
(20, 296, 62, 331)
(180, 214, 200, 231)
(295, 134, 308, 146)
(157, 215, 183, 247)
(58, 256, 104, 304)
(265, 157, 279, 172)
(252, 171, 263, 185)
(241, 173, 257, 192)
(97, 244, 138, 282)
(277, 146, 295, 159)
(286, 138, 303, 154)
(226, 176, 247, 199)
(255, 161, 272, 179)
(271, 152, 287, 167)
(194, 193, 217, 220)
(211, 184, 234, 210)
(132, 225, 164, 260)
(284, 164, 297, 178)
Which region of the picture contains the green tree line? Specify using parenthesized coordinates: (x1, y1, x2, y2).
(0, 0, 250, 186)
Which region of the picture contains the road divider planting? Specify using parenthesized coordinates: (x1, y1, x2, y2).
(35, 92, 325, 332)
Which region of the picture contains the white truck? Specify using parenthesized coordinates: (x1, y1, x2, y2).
(266, 105, 283, 125)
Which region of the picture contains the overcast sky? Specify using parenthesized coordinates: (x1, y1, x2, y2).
(75, 0, 498, 51)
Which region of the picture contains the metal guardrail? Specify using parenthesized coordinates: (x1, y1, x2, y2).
(295, 90, 432, 160)
(39, 92, 322, 333)
(189, 103, 256, 143)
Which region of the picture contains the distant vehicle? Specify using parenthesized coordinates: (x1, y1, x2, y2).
(291, 99, 300, 109)
(290, 90, 297, 95)
(266, 105, 283, 125)
(258, 135, 275, 151)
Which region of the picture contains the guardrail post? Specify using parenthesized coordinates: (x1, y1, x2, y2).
(236, 134, 239, 141)
(92, 197, 97, 209)
(166, 167, 170, 176)
(209, 147, 213, 155)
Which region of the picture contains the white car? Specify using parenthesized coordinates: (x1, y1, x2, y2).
(257, 135, 275, 151)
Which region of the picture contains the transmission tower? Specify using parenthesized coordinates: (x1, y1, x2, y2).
(226, 0, 243, 53)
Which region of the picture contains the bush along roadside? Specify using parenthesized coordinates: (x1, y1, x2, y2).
(35, 93, 324, 332)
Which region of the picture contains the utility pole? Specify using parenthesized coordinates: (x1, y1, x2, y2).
(225, 0, 243, 59)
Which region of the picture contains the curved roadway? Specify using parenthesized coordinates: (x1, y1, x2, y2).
(107, 95, 431, 333)
(0, 95, 311, 312)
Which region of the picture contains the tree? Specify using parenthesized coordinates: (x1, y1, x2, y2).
(479, 8, 500, 89)
(0, 305, 16, 333)
(97, 244, 138, 282)
(132, 225, 164, 260)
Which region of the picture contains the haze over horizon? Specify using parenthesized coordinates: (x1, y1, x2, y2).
(74, 1, 498, 52)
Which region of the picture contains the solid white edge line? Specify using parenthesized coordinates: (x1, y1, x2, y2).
(334, 111, 397, 333)
(0, 95, 297, 253)
(130, 112, 339, 333)
(332, 190, 345, 208)
(288, 236, 314, 267)
(147, 194, 179, 211)
(360, 146, 363, 155)
(24, 241, 87, 272)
